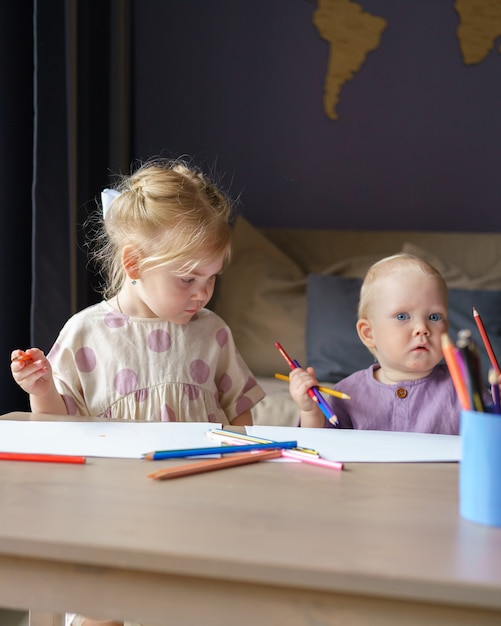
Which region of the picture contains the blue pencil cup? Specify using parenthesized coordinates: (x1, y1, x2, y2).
(460, 409, 501, 527)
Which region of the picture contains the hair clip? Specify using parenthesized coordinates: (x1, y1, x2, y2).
(101, 188, 121, 217)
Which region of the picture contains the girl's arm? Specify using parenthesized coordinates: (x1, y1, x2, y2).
(230, 409, 253, 426)
(11, 348, 68, 415)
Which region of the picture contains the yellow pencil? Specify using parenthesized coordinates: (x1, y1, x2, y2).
(274, 373, 351, 400)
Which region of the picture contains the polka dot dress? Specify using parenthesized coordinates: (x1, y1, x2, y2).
(47, 302, 265, 422)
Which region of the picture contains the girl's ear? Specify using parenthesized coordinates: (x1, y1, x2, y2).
(122, 246, 141, 280)
(357, 318, 375, 351)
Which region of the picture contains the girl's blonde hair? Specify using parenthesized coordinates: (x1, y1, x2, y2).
(357, 253, 448, 319)
(92, 158, 234, 299)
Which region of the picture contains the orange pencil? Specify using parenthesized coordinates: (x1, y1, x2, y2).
(473, 307, 501, 377)
(147, 449, 281, 480)
(12, 352, 33, 363)
(441, 333, 471, 410)
(0, 452, 86, 464)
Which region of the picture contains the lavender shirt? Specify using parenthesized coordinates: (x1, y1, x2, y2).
(326, 363, 461, 434)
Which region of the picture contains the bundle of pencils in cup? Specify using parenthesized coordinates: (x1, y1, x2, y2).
(441, 308, 501, 414)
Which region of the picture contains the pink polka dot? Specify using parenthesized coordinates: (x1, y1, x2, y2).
(189, 359, 210, 384)
(75, 347, 97, 373)
(236, 396, 253, 415)
(207, 413, 218, 423)
(161, 405, 176, 422)
(62, 394, 78, 416)
(242, 376, 257, 393)
(114, 368, 138, 395)
(147, 329, 171, 353)
(216, 328, 228, 347)
(183, 384, 201, 401)
(135, 388, 149, 402)
(104, 310, 128, 328)
(218, 373, 232, 393)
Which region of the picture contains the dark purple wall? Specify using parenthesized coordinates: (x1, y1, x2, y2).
(131, 1, 501, 231)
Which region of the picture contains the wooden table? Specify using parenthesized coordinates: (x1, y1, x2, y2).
(1, 412, 501, 626)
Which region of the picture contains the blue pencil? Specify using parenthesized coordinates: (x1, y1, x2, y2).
(143, 440, 298, 460)
(292, 359, 339, 426)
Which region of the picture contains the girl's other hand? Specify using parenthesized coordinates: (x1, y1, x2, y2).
(10, 348, 53, 396)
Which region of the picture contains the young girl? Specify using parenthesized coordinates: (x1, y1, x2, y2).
(12, 158, 264, 425)
(289, 253, 462, 434)
(11, 159, 265, 626)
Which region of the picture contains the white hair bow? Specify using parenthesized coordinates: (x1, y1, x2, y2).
(101, 188, 121, 217)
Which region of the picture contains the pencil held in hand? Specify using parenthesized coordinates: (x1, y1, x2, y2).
(274, 373, 351, 400)
(274, 342, 339, 426)
(12, 351, 33, 363)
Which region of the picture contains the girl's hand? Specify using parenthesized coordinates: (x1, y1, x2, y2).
(10, 348, 54, 396)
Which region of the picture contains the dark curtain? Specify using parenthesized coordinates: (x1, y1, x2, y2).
(0, 0, 131, 414)
(0, 3, 34, 412)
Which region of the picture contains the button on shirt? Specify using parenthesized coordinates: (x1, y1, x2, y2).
(325, 364, 461, 434)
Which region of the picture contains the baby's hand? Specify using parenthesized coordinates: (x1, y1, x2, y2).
(289, 366, 319, 411)
(10, 348, 53, 396)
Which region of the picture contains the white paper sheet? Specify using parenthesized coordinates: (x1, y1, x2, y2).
(0, 420, 461, 463)
(0, 421, 221, 459)
(247, 425, 461, 463)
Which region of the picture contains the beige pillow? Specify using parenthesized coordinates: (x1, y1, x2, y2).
(211, 216, 307, 377)
(317, 254, 387, 279)
(402, 242, 481, 289)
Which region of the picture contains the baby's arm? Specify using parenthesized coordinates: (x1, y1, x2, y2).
(289, 367, 325, 428)
(11, 348, 68, 415)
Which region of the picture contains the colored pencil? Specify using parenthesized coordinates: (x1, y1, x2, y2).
(274, 373, 351, 400)
(142, 440, 298, 461)
(12, 353, 33, 363)
(489, 369, 501, 415)
(0, 452, 86, 464)
(147, 449, 282, 480)
(207, 428, 319, 456)
(441, 333, 471, 410)
(281, 449, 344, 471)
(473, 307, 501, 376)
(274, 342, 339, 425)
(456, 330, 485, 412)
(207, 429, 343, 472)
(207, 428, 273, 445)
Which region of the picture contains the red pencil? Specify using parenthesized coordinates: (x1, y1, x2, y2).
(0, 452, 86, 464)
(473, 307, 501, 376)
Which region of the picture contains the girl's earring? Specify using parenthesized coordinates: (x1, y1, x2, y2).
(132, 279, 137, 285)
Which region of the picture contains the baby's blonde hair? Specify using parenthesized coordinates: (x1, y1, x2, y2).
(358, 253, 448, 320)
(93, 158, 234, 299)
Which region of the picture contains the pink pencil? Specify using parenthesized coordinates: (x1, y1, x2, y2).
(282, 449, 344, 471)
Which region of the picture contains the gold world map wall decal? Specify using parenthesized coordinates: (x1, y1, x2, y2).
(314, 0, 501, 121)
(313, 0, 387, 121)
